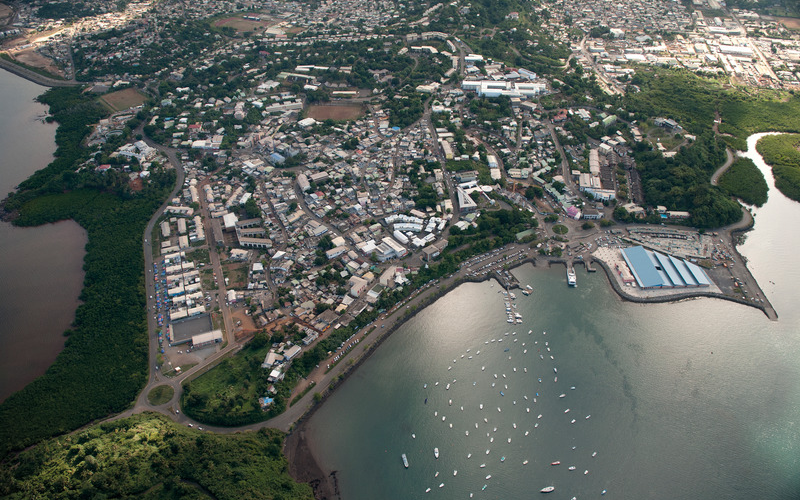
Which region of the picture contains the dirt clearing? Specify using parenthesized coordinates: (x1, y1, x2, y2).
(306, 104, 364, 121)
(99, 88, 147, 112)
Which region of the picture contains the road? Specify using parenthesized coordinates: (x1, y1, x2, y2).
(710, 148, 736, 186)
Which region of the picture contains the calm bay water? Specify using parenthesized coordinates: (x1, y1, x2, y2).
(0, 70, 87, 402)
(305, 135, 800, 499)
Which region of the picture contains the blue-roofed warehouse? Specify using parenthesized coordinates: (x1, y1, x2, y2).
(621, 246, 711, 289)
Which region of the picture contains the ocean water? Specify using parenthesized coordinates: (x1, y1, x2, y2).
(305, 135, 800, 500)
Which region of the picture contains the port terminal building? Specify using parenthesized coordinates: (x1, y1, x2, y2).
(621, 245, 711, 289)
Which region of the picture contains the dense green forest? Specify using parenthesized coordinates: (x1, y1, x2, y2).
(719, 94, 800, 144)
(623, 68, 800, 225)
(0, 86, 176, 456)
(631, 133, 742, 227)
(0, 413, 314, 500)
(724, 0, 800, 17)
(756, 134, 800, 202)
(718, 158, 769, 206)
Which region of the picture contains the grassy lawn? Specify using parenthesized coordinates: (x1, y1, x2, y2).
(147, 384, 175, 405)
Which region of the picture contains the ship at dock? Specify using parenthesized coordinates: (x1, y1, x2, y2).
(567, 267, 577, 287)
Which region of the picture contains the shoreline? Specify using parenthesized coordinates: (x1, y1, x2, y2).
(283, 239, 773, 499)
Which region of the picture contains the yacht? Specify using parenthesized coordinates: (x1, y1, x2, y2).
(434, 448, 439, 459)
(402, 454, 409, 468)
(541, 486, 555, 493)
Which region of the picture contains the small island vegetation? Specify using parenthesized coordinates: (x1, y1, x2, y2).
(718, 158, 769, 206)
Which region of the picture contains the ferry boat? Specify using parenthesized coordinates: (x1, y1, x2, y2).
(402, 454, 409, 468)
(567, 268, 577, 287)
(541, 486, 555, 493)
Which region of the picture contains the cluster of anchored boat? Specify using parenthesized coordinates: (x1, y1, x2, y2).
(401, 326, 608, 498)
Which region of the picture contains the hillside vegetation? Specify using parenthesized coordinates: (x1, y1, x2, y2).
(0, 413, 314, 500)
(756, 133, 800, 202)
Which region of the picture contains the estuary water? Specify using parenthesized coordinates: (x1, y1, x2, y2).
(305, 135, 800, 499)
(0, 70, 87, 402)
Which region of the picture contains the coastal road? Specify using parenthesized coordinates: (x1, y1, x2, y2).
(0, 57, 81, 87)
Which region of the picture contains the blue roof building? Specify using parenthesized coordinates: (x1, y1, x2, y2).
(621, 245, 711, 289)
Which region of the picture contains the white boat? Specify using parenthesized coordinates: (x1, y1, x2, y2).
(434, 448, 439, 459)
(541, 486, 555, 493)
(480, 404, 484, 410)
(412, 433, 416, 439)
(567, 268, 577, 287)
(454, 470, 458, 476)
(571, 419, 576, 424)
(568, 466, 576, 471)
(480, 463, 486, 468)
(523, 459, 529, 465)
(439, 483, 444, 488)
(513, 423, 517, 429)
(559, 394, 566, 398)
(467, 453, 472, 458)
(592, 451, 597, 457)
(402, 454, 409, 468)
(435, 471, 439, 477)
(425, 487, 431, 493)
(586, 415, 591, 419)
(446, 383, 450, 390)
(449, 399, 452, 406)
(485, 474, 492, 480)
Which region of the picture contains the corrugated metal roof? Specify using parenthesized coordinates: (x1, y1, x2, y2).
(622, 246, 711, 289)
(622, 246, 665, 288)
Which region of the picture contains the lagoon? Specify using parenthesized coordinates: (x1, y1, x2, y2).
(0, 70, 86, 402)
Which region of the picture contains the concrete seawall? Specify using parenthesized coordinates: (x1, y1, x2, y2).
(0, 58, 81, 88)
